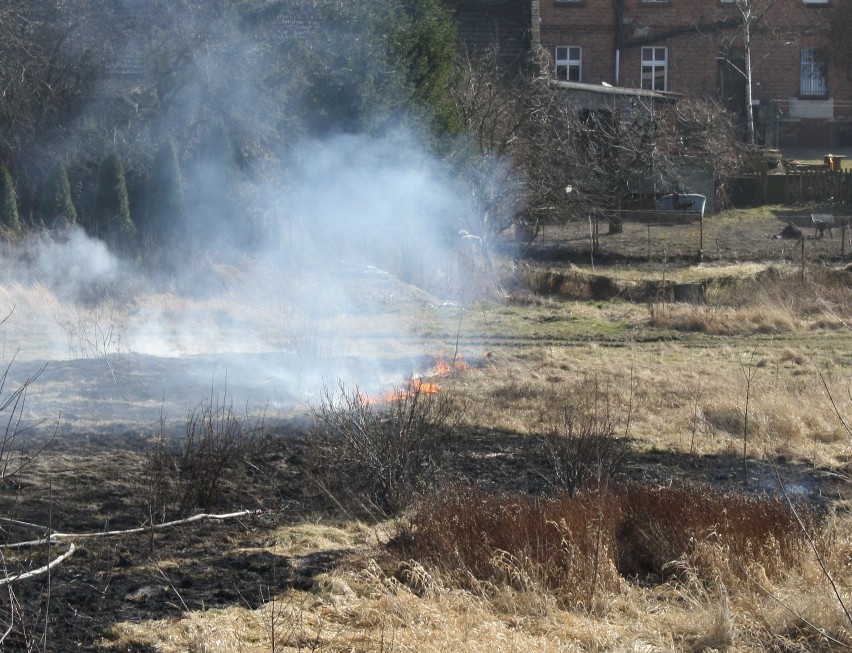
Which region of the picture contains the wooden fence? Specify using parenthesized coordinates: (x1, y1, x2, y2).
(729, 168, 852, 205)
(783, 168, 852, 203)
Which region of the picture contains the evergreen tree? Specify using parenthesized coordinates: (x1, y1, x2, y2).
(145, 136, 184, 245)
(184, 119, 244, 253)
(387, 0, 460, 135)
(0, 165, 21, 236)
(42, 160, 78, 228)
(93, 150, 135, 248)
(297, 0, 459, 136)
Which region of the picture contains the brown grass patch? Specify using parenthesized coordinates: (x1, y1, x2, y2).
(390, 484, 817, 612)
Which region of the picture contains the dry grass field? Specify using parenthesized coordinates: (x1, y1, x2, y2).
(1, 205, 851, 651)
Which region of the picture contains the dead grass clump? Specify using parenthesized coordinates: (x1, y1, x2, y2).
(702, 403, 744, 436)
(719, 264, 852, 327)
(648, 302, 797, 335)
(392, 485, 817, 608)
(615, 485, 812, 582)
(647, 263, 852, 334)
(390, 485, 622, 610)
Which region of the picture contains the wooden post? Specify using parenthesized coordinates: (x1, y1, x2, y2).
(800, 236, 805, 284)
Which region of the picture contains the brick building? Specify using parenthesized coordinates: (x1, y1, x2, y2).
(535, 0, 852, 148)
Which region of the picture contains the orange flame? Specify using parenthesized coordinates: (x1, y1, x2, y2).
(429, 355, 468, 377)
(364, 354, 470, 405)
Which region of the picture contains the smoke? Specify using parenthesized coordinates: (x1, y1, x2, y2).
(22, 228, 125, 299)
(0, 128, 482, 437)
(0, 3, 497, 436)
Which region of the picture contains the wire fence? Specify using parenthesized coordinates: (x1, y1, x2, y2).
(526, 208, 852, 266)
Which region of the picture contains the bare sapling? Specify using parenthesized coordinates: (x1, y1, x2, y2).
(146, 392, 264, 518)
(740, 350, 760, 486)
(542, 373, 635, 495)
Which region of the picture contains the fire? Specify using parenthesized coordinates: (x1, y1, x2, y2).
(429, 355, 468, 377)
(364, 354, 470, 405)
(383, 378, 441, 402)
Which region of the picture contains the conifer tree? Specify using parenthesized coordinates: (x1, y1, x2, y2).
(145, 136, 185, 244)
(42, 160, 78, 228)
(0, 165, 22, 236)
(93, 150, 135, 248)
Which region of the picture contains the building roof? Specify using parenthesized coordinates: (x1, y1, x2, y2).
(550, 80, 679, 102)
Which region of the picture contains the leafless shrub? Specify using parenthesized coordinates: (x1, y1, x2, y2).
(147, 394, 263, 518)
(310, 381, 462, 516)
(0, 574, 43, 652)
(0, 357, 52, 487)
(541, 375, 634, 495)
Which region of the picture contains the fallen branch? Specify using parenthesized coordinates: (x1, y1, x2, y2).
(0, 510, 259, 587)
(0, 509, 257, 549)
(0, 543, 76, 587)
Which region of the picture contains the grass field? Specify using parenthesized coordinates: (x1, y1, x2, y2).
(1, 204, 851, 651)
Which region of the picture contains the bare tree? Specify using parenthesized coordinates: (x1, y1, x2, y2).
(449, 48, 745, 248)
(724, 0, 777, 145)
(820, 0, 852, 82)
(667, 97, 750, 207)
(713, 0, 802, 146)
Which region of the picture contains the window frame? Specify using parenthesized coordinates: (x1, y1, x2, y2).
(800, 47, 827, 97)
(555, 46, 583, 82)
(641, 46, 668, 91)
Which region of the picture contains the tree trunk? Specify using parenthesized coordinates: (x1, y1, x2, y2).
(742, 5, 756, 145)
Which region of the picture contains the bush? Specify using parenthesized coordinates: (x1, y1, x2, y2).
(310, 381, 460, 516)
(146, 395, 263, 518)
(541, 376, 632, 495)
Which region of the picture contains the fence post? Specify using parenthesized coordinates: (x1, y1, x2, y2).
(647, 214, 651, 260)
(784, 167, 789, 204)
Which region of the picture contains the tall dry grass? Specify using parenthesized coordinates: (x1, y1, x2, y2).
(390, 484, 818, 610)
(648, 264, 852, 335)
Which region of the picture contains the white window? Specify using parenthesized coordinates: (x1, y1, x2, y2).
(641, 47, 667, 91)
(555, 46, 582, 82)
(800, 48, 826, 96)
